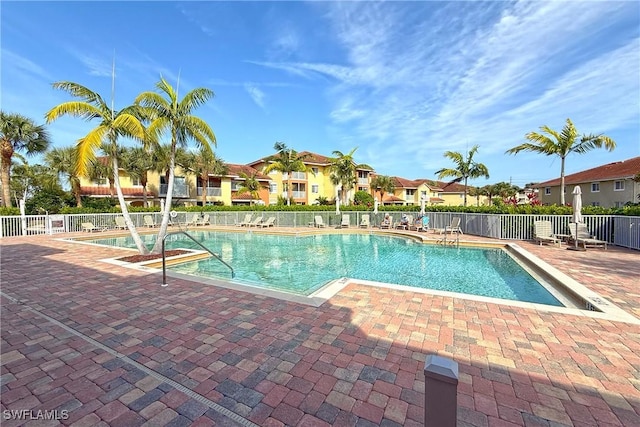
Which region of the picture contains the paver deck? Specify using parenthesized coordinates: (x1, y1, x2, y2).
(1, 229, 639, 426)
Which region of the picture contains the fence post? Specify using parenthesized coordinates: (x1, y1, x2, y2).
(424, 354, 458, 427)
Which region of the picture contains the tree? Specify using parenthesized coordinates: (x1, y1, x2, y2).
(435, 145, 490, 207)
(506, 118, 616, 205)
(123, 147, 155, 207)
(236, 171, 263, 204)
(45, 146, 83, 207)
(370, 175, 396, 203)
(45, 81, 150, 254)
(353, 190, 374, 206)
(328, 147, 367, 206)
(182, 148, 227, 206)
(263, 142, 311, 206)
(136, 77, 217, 253)
(0, 112, 51, 207)
(10, 159, 60, 206)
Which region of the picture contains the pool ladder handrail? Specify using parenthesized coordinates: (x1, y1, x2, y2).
(161, 231, 235, 287)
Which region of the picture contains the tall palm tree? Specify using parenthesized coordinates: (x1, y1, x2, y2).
(45, 81, 150, 254)
(435, 145, 490, 207)
(136, 77, 217, 253)
(45, 146, 83, 207)
(236, 171, 263, 204)
(370, 175, 396, 203)
(0, 112, 51, 207)
(328, 147, 367, 206)
(122, 147, 155, 207)
(182, 148, 228, 205)
(506, 118, 616, 205)
(263, 142, 311, 206)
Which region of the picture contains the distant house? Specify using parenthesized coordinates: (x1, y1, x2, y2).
(535, 156, 640, 207)
(372, 175, 489, 206)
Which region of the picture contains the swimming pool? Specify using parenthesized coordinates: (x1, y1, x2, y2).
(87, 231, 563, 307)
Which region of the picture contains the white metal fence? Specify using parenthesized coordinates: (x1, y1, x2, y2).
(1, 211, 639, 250)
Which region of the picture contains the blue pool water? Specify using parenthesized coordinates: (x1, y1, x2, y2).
(88, 232, 562, 306)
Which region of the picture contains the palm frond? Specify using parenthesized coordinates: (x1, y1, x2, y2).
(75, 126, 108, 176)
(112, 113, 145, 141)
(45, 102, 102, 123)
(179, 88, 215, 114)
(51, 81, 106, 107)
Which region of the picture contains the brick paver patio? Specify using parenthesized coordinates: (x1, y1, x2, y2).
(1, 230, 639, 426)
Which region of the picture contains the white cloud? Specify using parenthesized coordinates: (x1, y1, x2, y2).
(244, 84, 266, 109)
(1, 49, 52, 81)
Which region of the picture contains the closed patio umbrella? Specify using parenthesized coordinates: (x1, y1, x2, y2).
(568, 185, 585, 251)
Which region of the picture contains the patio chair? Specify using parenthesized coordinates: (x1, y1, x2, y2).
(569, 223, 607, 250)
(359, 214, 370, 228)
(184, 214, 200, 227)
(380, 215, 393, 229)
(114, 216, 127, 230)
(195, 214, 210, 226)
(533, 220, 561, 247)
(81, 222, 107, 233)
(444, 217, 463, 234)
(143, 215, 159, 228)
(412, 215, 429, 232)
(341, 214, 351, 228)
(258, 217, 276, 228)
(310, 216, 326, 228)
(237, 214, 252, 227)
(248, 216, 264, 227)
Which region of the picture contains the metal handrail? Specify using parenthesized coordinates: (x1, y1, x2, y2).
(161, 231, 234, 287)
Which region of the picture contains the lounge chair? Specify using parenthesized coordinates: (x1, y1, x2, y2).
(237, 214, 252, 227)
(310, 216, 326, 228)
(341, 214, 350, 228)
(444, 217, 463, 234)
(195, 214, 210, 226)
(380, 215, 393, 229)
(533, 220, 561, 247)
(184, 214, 200, 227)
(114, 216, 127, 230)
(258, 217, 276, 228)
(569, 223, 607, 250)
(143, 215, 159, 228)
(248, 216, 264, 227)
(359, 214, 370, 228)
(412, 215, 429, 232)
(81, 222, 107, 233)
(396, 215, 413, 230)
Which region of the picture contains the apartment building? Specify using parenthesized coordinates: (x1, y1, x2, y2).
(536, 156, 640, 207)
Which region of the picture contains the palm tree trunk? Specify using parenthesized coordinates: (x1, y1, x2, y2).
(111, 154, 150, 254)
(463, 177, 468, 207)
(560, 156, 566, 205)
(201, 173, 207, 205)
(142, 173, 148, 208)
(152, 138, 177, 254)
(72, 179, 82, 207)
(287, 177, 292, 206)
(1, 141, 14, 207)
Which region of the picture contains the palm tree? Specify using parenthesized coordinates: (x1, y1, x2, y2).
(45, 81, 150, 254)
(122, 147, 155, 207)
(136, 77, 217, 253)
(236, 171, 263, 204)
(506, 118, 616, 205)
(45, 146, 83, 207)
(0, 112, 51, 207)
(182, 148, 228, 206)
(328, 147, 368, 206)
(435, 145, 490, 207)
(263, 142, 311, 206)
(370, 175, 396, 203)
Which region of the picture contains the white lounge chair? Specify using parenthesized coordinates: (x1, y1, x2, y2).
(533, 220, 561, 247)
(444, 217, 463, 234)
(569, 223, 607, 250)
(258, 217, 276, 228)
(237, 214, 252, 227)
(248, 216, 264, 227)
(341, 214, 350, 228)
(114, 216, 127, 230)
(195, 214, 210, 226)
(411, 216, 429, 232)
(359, 214, 370, 228)
(184, 214, 200, 227)
(310, 216, 326, 228)
(81, 222, 107, 233)
(380, 215, 393, 229)
(143, 215, 159, 228)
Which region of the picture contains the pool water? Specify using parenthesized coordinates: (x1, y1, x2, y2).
(89, 231, 563, 306)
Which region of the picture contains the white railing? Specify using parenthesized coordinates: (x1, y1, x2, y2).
(1, 212, 638, 250)
(358, 178, 369, 185)
(197, 187, 222, 197)
(291, 191, 306, 199)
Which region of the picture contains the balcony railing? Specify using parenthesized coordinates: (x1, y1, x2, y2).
(292, 191, 306, 199)
(197, 187, 222, 197)
(160, 184, 189, 198)
(358, 178, 369, 185)
(283, 172, 306, 180)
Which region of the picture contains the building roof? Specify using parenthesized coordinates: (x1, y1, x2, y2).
(382, 194, 405, 203)
(248, 150, 332, 167)
(80, 186, 149, 197)
(226, 164, 270, 181)
(536, 156, 640, 187)
(435, 180, 467, 193)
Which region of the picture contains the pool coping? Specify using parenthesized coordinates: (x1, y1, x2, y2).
(63, 228, 640, 325)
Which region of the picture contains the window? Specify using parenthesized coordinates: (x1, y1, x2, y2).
(614, 180, 625, 191)
(614, 201, 625, 208)
(406, 189, 415, 196)
(231, 181, 240, 191)
(311, 167, 319, 175)
(591, 182, 600, 192)
(591, 201, 600, 207)
(269, 183, 277, 194)
(93, 177, 108, 186)
(311, 184, 319, 194)
(131, 177, 141, 186)
(545, 187, 551, 195)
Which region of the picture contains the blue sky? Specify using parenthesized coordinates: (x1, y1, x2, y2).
(2, 1, 639, 188)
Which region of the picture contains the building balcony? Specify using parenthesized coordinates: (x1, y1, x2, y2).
(160, 184, 189, 198)
(292, 191, 306, 199)
(283, 172, 307, 180)
(197, 187, 222, 197)
(358, 178, 369, 185)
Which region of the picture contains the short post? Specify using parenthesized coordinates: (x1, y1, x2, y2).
(424, 354, 459, 427)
